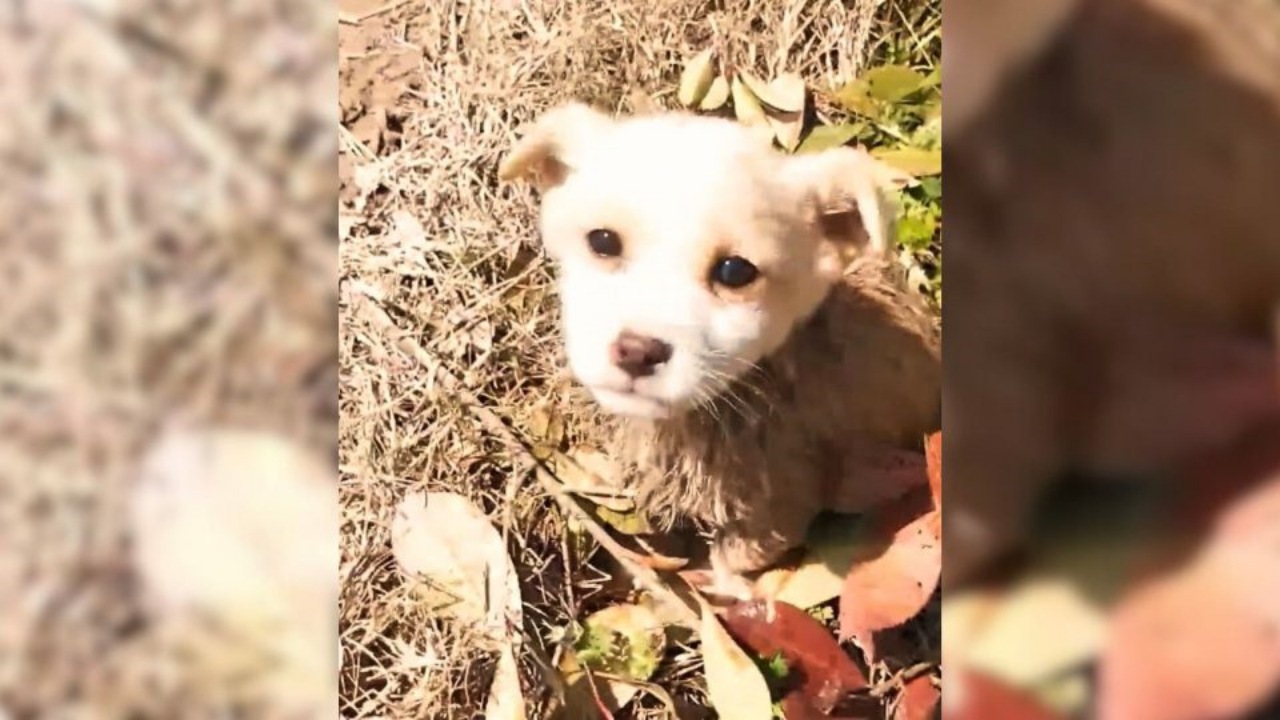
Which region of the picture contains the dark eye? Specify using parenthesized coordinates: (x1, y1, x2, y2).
(586, 228, 623, 258)
(711, 256, 760, 289)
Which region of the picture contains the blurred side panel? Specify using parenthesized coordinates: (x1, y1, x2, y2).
(943, 0, 1280, 717)
(0, 0, 337, 717)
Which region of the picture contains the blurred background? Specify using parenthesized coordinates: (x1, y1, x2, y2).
(0, 0, 336, 717)
(4, 0, 1278, 718)
(944, 0, 1280, 718)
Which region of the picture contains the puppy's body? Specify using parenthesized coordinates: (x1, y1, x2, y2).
(500, 107, 940, 581)
(622, 255, 940, 573)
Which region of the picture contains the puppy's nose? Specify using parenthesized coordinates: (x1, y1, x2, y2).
(609, 331, 673, 378)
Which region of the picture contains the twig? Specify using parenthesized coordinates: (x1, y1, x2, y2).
(354, 291, 702, 630)
(338, 0, 414, 25)
(866, 661, 935, 699)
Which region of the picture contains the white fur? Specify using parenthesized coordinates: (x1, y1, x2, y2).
(502, 107, 890, 419)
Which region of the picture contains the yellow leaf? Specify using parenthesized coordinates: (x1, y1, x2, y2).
(731, 75, 769, 128)
(699, 75, 731, 111)
(560, 603, 668, 716)
(678, 49, 716, 107)
(699, 598, 774, 720)
(762, 514, 864, 608)
(753, 72, 806, 112)
(870, 147, 942, 178)
(862, 64, 926, 102)
(540, 446, 633, 512)
(795, 123, 863, 155)
(390, 492, 521, 633)
(597, 505, 653, 535)
(527, 406, 564, 461)
(768, 110, 804, 152)
(966, 577, 1106, 688)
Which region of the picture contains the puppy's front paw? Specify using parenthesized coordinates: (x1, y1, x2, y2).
(712, 530, 791, 576)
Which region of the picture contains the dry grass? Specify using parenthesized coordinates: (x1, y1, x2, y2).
(0, 0, 334, 716)
(338, 1, 926, 717)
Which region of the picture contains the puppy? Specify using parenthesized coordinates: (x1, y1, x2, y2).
(499, 104, 941, 594)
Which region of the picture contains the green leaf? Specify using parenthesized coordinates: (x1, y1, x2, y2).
(918, 176, 943, 200)
(795, 123, 864, 154)
(862, 64, 926, 103)
(678, 48, 716, 107)
(832, 79, 881, 119)
(871, 146, 942, 178)
(597, 505, 653, 535)
(898, 214, 937, 251)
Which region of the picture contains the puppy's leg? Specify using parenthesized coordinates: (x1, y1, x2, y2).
(704, 507, 816, 601)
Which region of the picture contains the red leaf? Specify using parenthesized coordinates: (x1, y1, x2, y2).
(924, 432, 942, 510)
(833, 443, 930, 513)
(894, 674, 940, 720)
(1099, 478, 1280, 720)
(721, 599, 868, 713)
(838, 487, 941, 660)
(949, 670, 1062, 720)
(779, 694, 832, 720)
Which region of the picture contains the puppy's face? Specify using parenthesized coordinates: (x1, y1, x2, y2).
(500, 105, 893, 419)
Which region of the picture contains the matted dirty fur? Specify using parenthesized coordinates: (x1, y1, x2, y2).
(625, 255, 941, 569)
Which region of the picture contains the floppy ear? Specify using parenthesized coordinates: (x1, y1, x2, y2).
(784, 146, 898, 271)
(497, 102, 614, 191)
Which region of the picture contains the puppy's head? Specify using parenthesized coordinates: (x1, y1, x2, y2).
(500, 103, 893, 419)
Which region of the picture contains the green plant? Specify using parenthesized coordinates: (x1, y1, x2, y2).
(675, 52, 943, 307)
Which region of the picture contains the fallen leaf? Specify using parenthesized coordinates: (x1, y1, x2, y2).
(948, 670, 1062, 720)
(832, 79, 881, 119)
(768, 110, 804, 152)
(796, 123, 864, 154)
(130, 428, 338, 716)
(721, 600, 868, 713)
(700, 75, 732, 111)
(965, 577, 1105, 688)
(832, 444, 930, 514)
(839, 489, 941, 661)
(924, 432, 941, 510)
(528, 406, 565, 461)
(389, 492, 526, 718)
(870, 147, 942, 179)
(1099, 482, 1280, 720)
(561, 603, 668, 716)
(1036, 671, 1092, 718)
(678, 49, 716, 107)
(390, 491, 519, 628)
(541, 446, 632, 512)
(862, 65, 927, 102)
(863, 152, 921, 189)
(597, 505, 654, 535)
(743, 71, 805, 113)
(758, 514, 865, 609)
(940, 589, 1001, 678)
(632, 535, 691, 570)
(895, 675, 940, 720)
(779, 694, 831, 720)
(699, 598, 774, 720)
(731, 75, 770, 129)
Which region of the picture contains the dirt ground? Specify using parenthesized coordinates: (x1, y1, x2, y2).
(337, 1, 929, 718)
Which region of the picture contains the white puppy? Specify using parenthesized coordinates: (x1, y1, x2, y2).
(500, 104, 941, 595)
